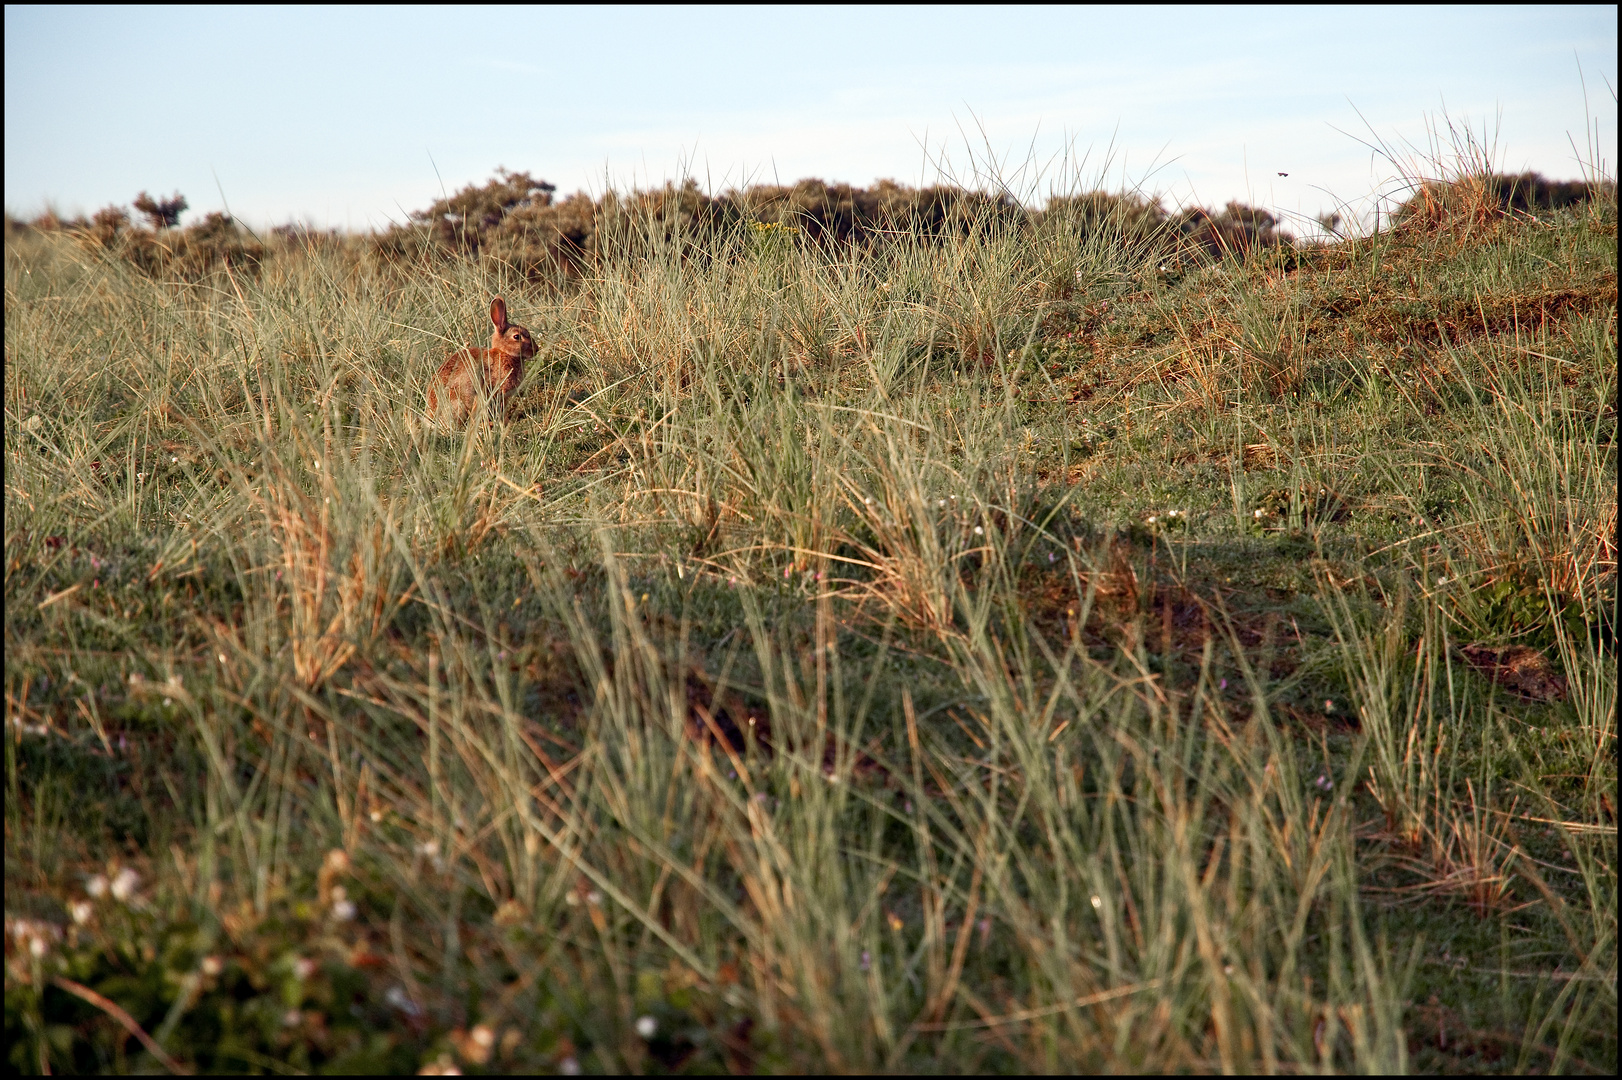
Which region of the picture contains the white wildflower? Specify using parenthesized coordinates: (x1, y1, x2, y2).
(110, 868, 139, 902)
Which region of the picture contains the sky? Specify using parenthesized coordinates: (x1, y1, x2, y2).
(4, 5, 1616, 235)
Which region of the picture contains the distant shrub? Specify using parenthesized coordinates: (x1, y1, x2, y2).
(117, 210, 265, 278)
(1034, 190, 1175, 259)
(726, 177, 1022, 247)
(48, 195, 269, 279)
(410, 167, 556, 247)
(592, 178, 738, 262)
(132, 189, 188, 229)
(1395, 171, 1606, 233)
(1032, 192, 1292, 266)
(268, 221, 349, 261)
(374, 168, 596, 278)
(26, 167, 1605, 290)
(10, 190, 256, 279)
(87, 204, 131, 246)
(1173, 201, 1295, 260)
(376, 171, 1044, 281)
(25, 207, 82, 233)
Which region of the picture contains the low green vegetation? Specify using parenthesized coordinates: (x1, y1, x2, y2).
(5, 128, 1616, 1073)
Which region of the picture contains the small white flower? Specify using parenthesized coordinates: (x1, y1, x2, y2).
(559, 1057, 581, 1076)
(635, 1015, 658, 1039)
(201, 955, 224, 976)
(282, 1008, 303, 1027)
(1090, 895, 1102, 909)
(110, 868, 139, 902)
(385, 985, 423, 1017)
(974, 526, 983, 535)
(293, 956, 317, 980)
(70, 900, 94, 925)
(86, 874, 109, 898)
(471, 1025, 495, 1048)
(1254, 509, 1265, 519)
(332, 899, 356, 921)
(586, 889, 603, 906)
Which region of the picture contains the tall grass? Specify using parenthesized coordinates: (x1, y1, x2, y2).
(5, 126, 1615, 1073)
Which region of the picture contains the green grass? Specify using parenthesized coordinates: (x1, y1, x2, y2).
(5, 135, 1616, 1073)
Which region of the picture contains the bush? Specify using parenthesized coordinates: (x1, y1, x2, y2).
(1034, 189, 1177, 263)
(132, 190, 188, 230)
(1173, 201, 1295, 260)
(1395, 171, 1607, 232)
(116, 210, 267, 279)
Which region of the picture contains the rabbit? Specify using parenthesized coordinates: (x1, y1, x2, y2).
(426, 296, 537, 428)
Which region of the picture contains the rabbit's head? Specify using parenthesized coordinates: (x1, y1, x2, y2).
(488, 296, 537, 361)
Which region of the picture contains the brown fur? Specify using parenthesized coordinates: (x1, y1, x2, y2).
(426, 296, 537, 428)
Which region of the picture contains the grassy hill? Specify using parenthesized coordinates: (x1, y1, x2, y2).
(4, 150, 1615, 1072)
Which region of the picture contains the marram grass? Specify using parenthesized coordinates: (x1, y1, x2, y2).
(5, 141, 1616, 1073)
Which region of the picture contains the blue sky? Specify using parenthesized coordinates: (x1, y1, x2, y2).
(5, 5, 1615, 233)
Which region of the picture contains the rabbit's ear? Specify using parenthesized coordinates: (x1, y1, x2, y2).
(490, 296, 509, 331)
